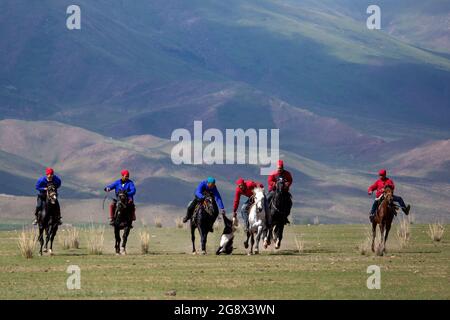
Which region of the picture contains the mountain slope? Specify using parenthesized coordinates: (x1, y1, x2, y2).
(0, 0, 449, 132)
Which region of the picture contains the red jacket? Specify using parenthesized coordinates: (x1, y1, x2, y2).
(268, 170, 293, 192)
(233, 180, 264, 212)
(368, 178, 395, 198)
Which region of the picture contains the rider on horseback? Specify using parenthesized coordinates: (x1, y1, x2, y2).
(368, 169, 411, 223)
(182, 177, 225, 231)
(233, 177, 264, 233)
(104, 170, 137, 226)
(267, 160, 293, 224)
(33, 168, 62, 225)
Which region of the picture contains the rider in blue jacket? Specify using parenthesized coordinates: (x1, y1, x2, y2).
(104, 170, 137, 225)
(182, 177, 225, 231)
(33, 168, 62, 225)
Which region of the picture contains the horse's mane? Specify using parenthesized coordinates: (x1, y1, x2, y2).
(253, 187, 264, 195)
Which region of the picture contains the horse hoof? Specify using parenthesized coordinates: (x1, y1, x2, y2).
(201, 251, 206, 255)
(43, 248, 48, 253)
(192, 251, 197, 255)
(49, 249, 53, 256)
(243, 241, 249, 249)
(263, 240, 268, 249)
(254, 250, 259, 255)
(120, 248, 127, 255)
(275, 240, 281, 249)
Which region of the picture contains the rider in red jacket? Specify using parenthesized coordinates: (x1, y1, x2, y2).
(268, 160, 293, 192)
(233, 177, 264, 232)
(267, 160, 293, 224)
(368, 169, 411, 222)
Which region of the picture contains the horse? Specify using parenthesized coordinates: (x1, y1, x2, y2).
(244, 187, 267, 255)
(190, 193, 217, 255)
(37, 184, 60, 256)
(371, 185, 397, 256)
(112, 190, 133, 255)
(266, 176, 292, 250)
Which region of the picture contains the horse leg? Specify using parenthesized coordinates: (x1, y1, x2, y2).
(197, 226, 206, 255)
(114, 227, 121, 255)
(371, 222, 376, 252)
(244, 230, 250, 250)
(191, 223, 196, 254)
(38, 227, 44, 256)
(276, 224, 285, 249)
(49, 225, 58, 255)
(378, 224, 385, 256)
(384, 221, 392, 254)
(44, 227, 50, 253)
(255, 226, 263, 254)
(249, 233, 255, 255)
(121, 226, 131, 255)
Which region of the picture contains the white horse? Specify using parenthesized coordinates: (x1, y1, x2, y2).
(244, 187, 267, 255)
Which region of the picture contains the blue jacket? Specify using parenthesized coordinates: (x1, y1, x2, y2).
(36, 175, 62, 194)
(106, 179, 136, 201)
(195, 180, 224, 209)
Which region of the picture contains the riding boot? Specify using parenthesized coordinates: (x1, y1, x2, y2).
(32, 209, 39, 225)
(402, 204, 411, 215)
(183, 198, 198, 223)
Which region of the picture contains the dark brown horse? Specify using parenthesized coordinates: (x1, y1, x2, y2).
(371, 186, 397, 255)
(38, 184, 60, 256)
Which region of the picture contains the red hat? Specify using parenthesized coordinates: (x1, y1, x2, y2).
(235, 177, 245, 185)
(277, 160, 284, 168)
(378, 169, 387, 176)
(46, 168, 54, 175)
(121, 169, 130, 177)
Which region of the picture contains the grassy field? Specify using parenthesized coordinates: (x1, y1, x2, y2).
(0, 222, 448, 300)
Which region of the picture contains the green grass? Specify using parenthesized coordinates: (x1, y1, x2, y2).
(0, 223, 448, 299)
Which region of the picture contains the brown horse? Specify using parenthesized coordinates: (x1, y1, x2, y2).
(371, 186, 397, 256)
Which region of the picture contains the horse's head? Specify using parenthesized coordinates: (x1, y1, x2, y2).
(253, 187, 265, 213)
(47, 184, 58, 205)
(202, 193, 215, 215)
(383, 186, 395, 208)
(276, 176, 285, 192)
(117, 190, 128, 205)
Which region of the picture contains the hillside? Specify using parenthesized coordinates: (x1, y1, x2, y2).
(0, 0, 449, 132)
(0, 119, 448, 223)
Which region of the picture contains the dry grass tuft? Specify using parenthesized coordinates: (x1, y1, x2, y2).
(396, 217, 411, 249)
(294, 234, 304, 253)
(59, 227, 80, 250)
(18, 228, 38, 259)
(154, 216, 163, 228)
(174, 217, 184, 229)
(139, 229, 151, 254)
(428, 222, 445, 242)
(86, 225, 104, 255)
(358, 230, 373, 255)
